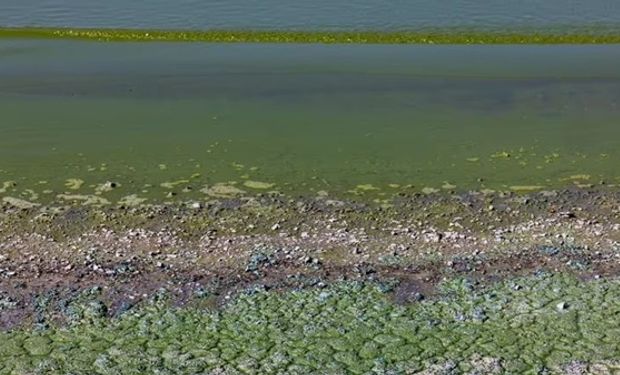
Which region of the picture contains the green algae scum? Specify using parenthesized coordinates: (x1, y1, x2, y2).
(1, 274, 620, 374)
(2, 27, 620, 44)
(2, 40, 620, 206)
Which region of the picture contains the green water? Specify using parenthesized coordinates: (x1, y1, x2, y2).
(1, 40, 620, 204)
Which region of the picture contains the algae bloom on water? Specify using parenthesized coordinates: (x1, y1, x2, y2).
(243, 180, 275, 189)
(201, 183, 246, 198)
(64, 178, 84, 190)
(2, 27, 620, 44)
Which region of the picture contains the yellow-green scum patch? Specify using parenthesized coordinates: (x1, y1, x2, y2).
(2, 27, 620, 44)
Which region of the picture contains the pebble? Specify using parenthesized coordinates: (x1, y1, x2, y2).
(556, 301, 569, 312)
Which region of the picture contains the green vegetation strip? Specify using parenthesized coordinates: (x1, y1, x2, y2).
(1, 27, 620, 44)
(2, 273, 620, 373)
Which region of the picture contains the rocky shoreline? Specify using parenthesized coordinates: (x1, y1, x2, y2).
(1, 187, 620, 373)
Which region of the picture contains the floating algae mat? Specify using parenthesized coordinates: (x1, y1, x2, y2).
(1, 41, 620, 204)
(2, 28, 620, 44)
(2, 274, 620, 373)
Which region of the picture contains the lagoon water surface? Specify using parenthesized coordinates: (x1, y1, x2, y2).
(1, 40, 620, 203)
(2, 0, 619, 32)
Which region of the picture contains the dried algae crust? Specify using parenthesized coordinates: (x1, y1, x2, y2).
(1, 274, 619, 374)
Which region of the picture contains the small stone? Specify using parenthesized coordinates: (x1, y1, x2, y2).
(556, 301, 569, 312)
(246, 252, 272, 272)
(559, 211, 576, 219)
(317, 292, 331, 302)
(424, 231, 442, 243)
(454, 312, 466, 321)
(96, 181, 120, 193)
(473, 307, 487, 322)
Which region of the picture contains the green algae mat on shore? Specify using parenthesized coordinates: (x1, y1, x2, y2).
(1, 273, 619, 374)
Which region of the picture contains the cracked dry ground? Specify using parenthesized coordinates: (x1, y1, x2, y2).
(1, 188, 620, 374)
